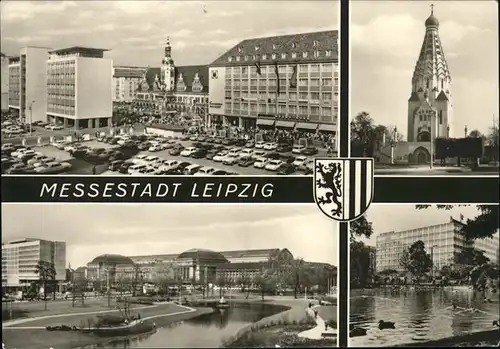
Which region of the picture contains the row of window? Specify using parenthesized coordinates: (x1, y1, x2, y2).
(228, 77, 336, 87)
(227, 64, 337, 75)
(228, 50, 334, 63)
(48, 105, 75, 115)
(226, 91, 338, 101)
(226, 103, 335, 116)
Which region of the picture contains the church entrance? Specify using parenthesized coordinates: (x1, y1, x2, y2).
(412, 147, 431, 164)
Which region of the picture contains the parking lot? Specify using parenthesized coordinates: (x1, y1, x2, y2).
(3, 128, 331, 175)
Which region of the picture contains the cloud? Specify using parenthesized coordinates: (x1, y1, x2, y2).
(1, 1, 77, 20)
(170, 29, 193, 39)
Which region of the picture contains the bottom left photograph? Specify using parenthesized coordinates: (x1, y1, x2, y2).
(2, 204, 338, 349)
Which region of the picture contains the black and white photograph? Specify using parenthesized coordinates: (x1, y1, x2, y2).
(1, 0, 339, 176)
(349, 204, 500, 347)
(2, 204, 338, 349)
(350, 1, 499, 176)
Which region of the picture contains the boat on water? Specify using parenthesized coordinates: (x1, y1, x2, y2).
(80, 319, 156, 337)
(216, 296, 230, 309)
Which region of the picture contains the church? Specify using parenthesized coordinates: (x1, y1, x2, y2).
(134, 38, 209, 119)
(376, 8, 454, 165)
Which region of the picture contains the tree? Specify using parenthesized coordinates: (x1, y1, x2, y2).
(115, 275, 132, 296)
(254, 271, 278, 301)
(72, 277, 88, 307)
(34, 261, 56, 310)
(216, 273, 228, 298)
(407, 241, 433, 278)
(152, 262, 175, 296)
(131, 264, 143, 296)
(351, 112, 376, 156)
(468, 129, 484, 139)
(237, 273, 253, 299)
(350, 215, 374, 242)
(350, 241, 372, 288)
(399, 249, 411, 272)
(415, 205, 499, 241)
(454, 247, 490, 267)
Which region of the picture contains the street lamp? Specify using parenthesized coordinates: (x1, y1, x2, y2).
(28, 100, 35, 136)
(430, 245, 438, 279)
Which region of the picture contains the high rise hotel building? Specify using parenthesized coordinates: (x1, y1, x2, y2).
(208, 31, 338, 134)
(2, 238, 66, 291)
(8, 46, 112, 128)
(376, 218, 499, 272)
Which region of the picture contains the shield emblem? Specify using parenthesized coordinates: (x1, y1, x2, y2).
(314, 157, 374, 222)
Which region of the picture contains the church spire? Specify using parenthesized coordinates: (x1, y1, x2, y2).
(164, 36, 172, 58)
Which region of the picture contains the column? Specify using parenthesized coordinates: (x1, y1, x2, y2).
(107, 117, 112, 128)
(63, 118, 68, 128)
(238, 117, 243, 128)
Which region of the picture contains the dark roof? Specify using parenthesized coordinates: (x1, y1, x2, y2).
(220, 248, 280, 259)
(210, 30, 338, 67)
(435, 90, 449, 101)
(114, 67, 146, 78)
(137, 65, 209, 93)
(217, 262, 265, 271)
(89, 254, 135, 265)
(129, 254, 178, 263)
(49, 46, 109, 54)
(408, 92, 420, 102)
(425, 14, 439, 28)
(177, 248, 228, 263)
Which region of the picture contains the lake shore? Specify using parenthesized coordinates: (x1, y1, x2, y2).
(2, 301, 214, 349)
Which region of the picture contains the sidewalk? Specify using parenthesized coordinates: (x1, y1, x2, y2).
(297, 305, 337, 340)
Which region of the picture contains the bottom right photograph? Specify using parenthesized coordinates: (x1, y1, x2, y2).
(349, 204, 500, 347)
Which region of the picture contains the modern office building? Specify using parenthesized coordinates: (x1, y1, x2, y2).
(376, 218, 500, 273)
(112, 66, 146, 103)
(208, 30, 338, 134)
(8, 46, 49, 123)
(47, 47, 113, 129)
(473, 234, 500, 264)
(1, 238, 66, 291)
(1, 52, 9, 112)
(134, 38, 209, 118)
(7, 46, 113, 128)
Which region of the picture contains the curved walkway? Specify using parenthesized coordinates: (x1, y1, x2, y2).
(297, 304, 337, 340)
(3, 302, 195, 329)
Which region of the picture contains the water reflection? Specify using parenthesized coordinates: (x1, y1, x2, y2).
(350, 288, 499, 347)
(76, 303, 286, 348)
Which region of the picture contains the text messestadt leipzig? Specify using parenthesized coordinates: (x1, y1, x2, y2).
(39, 182, 275, 199)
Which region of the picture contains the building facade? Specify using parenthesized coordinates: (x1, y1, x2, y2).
(134, 38, 209, 118)
(376, 218, 500, 273)
(376, 9, 454, 164)
(473, 234, 500, 265)
(208, 30, 338, 134)
(47, 47, 113, 129)
(8, 46, 49, 123)
(7, 46, 112, 128)
(1, 52, 9, 112)
(1, 238, 66, 290)
(113, 66, 146, 103)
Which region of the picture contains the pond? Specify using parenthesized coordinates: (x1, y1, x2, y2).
(350, 287, 499, 347)
(75, 303, 287, 348)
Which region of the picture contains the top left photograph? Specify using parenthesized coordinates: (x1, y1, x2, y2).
(1, 0, 339, 176)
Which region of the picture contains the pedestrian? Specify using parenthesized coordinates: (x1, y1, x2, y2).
(314, 309, 318, 319)
(92, 166, 96, 175)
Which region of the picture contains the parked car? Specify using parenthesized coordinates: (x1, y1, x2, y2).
(292, 144, 306, 154)
(277, 163, 296, 175)
(211, 170, 228, 175)
(251, 150, 267, 160)
(34, 161, 72, 174)
(276, 143, 293, 153)
(6, 163, 36, 174)
(183, 164, 203, 175)
(238, 157, 255, 167)
(213, 151, 229, 162)
(191, 148, 208, 159)
(238, 148, 254, 158)
(245, 140, 255, 148)
(265, 159, 284, 171)
(205, 151, 217, 160)
(253, 157, 269, 169)
(169, 146, 184, 156)
(302, 146, 318, 155)
(255, 141, 266, 149)
(222, 154, 239, 165)
(148, 144, 163, 152)
(293, 156, 308, 168)
(108, 160, 124, 171)
(180, 147, 197, 157)
(263, 142, 278, 151)
(193, 167, 215, 176)
(118, 162, 134, 174)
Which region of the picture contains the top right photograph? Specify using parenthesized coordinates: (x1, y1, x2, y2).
(350, 1, 499, 176)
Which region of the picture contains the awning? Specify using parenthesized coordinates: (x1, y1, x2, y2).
(257, 119, 275, 126)
(296, 122, 318, 131)
(318, 124, 337, 132)
(275, 121, 296, 128)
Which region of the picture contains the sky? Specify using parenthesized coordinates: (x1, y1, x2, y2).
(0, 0, 338, 67)
(1, 204, 338, 268)
(360, 204, 495, 246)
(351, 1, 499, 137)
